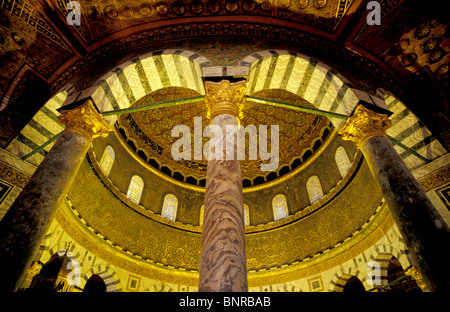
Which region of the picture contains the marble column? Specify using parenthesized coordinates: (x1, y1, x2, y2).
(199, 80, 248, 292)
(0, 99, 111, 291)
(339, 104, 450, 292)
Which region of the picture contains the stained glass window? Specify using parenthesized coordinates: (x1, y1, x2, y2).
(199, 204, 205, 226)
(243, 204, 250, 226)
(335, 146, 351, 178)
(272, 194, 288, 222)
(162, 194, 178, 221)
(306, 175, 323, 205)
(99, 146, 115, 177)
(126, 175, 144, 205)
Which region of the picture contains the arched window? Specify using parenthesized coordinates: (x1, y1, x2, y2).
(199, 204, 205, 226)
(343, 276, 365, 292)
(272, 194, 288, 222)
(126, 175, 144, 205)
(335, 146, 351, 178)
(307, 175, 323, 205)
(84, 274, 106, 293)
(243, 204, 250, 226)
(162, 194, 178, 221)
(99, 146, 115, 176)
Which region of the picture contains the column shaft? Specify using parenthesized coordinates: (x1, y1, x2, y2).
(339, 104, 450, 291)
(199, 80, 248, 292)
(0, 130, 90, 291)
(0, 99, 111, 291)
(361, 136, 450, 291)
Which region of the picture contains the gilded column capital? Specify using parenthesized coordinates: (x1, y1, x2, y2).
(205, 80, 246, 120)
(405, 266, 427, 290)
(58, 99, 113, 141)
(338, 104, 391, 148)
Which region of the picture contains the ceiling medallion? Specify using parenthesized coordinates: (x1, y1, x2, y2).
(173, 1, 186, 15)
(423, 37, 440, 53)
(428, 48, 445, 64)
(276, 0, 291, 10)
(190, 0, 204, 14)
(207, 0, 221, 14)
(260, 0, 272, 11)
(138, 3, 153, 17)
(414, 24, 431, 39)
(10, 32, 26, 46)
(401, 53, 417, 67)
(313, 0, 326, 9)
(104, 5, 118, 19)
(156, 2, 170, 16)
(242, 0, 256, 11)
(296, 0, 308, 9)
(120, 5, 135, 18)
(435, 63, 449, 77)
(87, 7, 99, 20)
(391, 39, 409, 56)
(225, 0, 239, 13)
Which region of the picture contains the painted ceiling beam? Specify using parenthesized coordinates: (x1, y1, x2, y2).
(21, 130, 64, 161)
(245, 95, 349, 120)
(101, 96, 205, 117)
(21, 96, 432, 164)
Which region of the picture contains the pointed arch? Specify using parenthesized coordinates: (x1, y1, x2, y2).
(329, 267, 367, 292)
(82, 265, 122, 292)
(84, 274, 107, 293)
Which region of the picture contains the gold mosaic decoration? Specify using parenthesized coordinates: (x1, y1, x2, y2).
(116, 87, 330, 183)
(58, 100, 113, 141)
(339, 104, 392, 148)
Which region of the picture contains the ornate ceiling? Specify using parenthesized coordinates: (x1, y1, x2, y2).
(0, 0, 448, 150)
(116, 87, 331, 186)
(1, 0, 448, 291)
(48, 0, 354, 45)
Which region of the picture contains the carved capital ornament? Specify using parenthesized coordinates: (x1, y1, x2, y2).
(58, 99, 113, 141)
(205, 80, 247, 120)
(338, 104, 392, 148)
(405, 266, 427, 290)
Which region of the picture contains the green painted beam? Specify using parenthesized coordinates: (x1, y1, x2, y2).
(101, 95, 205, 116)
(387, 134, 431, 164)
(21, 130, 64, 161)
(245, 96, 431, 163)
(245, 95, 349, 120)
(381, 274, 409, 290)
(19, 95, 432, 165)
